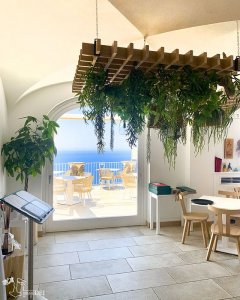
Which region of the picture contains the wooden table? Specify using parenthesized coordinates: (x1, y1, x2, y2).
(193, 195, 240, 255)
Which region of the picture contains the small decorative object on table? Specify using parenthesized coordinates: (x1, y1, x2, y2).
(148, 183, 172, 195)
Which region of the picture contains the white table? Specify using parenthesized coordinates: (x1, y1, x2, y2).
(149, 193, 172, 234)
(194, 195, 240, 255)
(149, 191, 195, 234)
(59, 175, 86, 205)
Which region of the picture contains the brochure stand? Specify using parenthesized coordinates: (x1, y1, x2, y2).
(1, 190, 54, 300)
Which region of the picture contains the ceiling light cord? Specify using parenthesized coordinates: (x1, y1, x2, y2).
(237, 20, 240, 57)
(96, 0, 99, 39)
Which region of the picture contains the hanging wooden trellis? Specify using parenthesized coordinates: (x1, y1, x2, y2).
(72, 39, 235, 93)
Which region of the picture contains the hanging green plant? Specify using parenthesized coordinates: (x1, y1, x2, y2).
(76, 64, 240, 167)
(77, 66, 109, 152)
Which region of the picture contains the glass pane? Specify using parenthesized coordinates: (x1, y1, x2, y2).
(52, 108, 138, 220)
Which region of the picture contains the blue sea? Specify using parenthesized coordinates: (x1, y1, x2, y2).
(54, 150, 131, 164)
(54, 150, 132, 185)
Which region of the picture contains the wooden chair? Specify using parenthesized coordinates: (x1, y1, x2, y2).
(53, 177, 66, 200)
(115, 163, 131, 182)
(98, 169, 114, 189)
(206, 205, 240, 260)
(176, 192, 209, 247)
(122, 173, 137, 199)
(218, 190, 240, 225)
(73, 175, 94, 205)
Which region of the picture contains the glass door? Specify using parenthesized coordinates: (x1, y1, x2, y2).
(44, 105, 147, 232)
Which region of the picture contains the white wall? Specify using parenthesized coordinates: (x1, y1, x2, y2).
(190, 111, 240, 198)
(0, 77, 7, 197)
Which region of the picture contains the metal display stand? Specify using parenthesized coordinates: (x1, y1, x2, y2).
(1, 190, 54, 300)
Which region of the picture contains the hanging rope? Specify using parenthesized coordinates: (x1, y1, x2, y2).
(96, 0, 99, 39)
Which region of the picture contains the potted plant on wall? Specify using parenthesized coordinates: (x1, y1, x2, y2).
(1, 115, 59, 253)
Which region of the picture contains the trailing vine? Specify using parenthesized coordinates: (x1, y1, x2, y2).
(77, 64, 240, 167)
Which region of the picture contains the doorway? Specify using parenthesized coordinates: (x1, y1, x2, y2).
(44, 100, 147, 232)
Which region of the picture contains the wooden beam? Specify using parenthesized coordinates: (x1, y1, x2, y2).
(104, 41, 118, 71)
(146, 47, 164, 72)
(193, 52, 207, 70)
(110, 43, 134, 83)
(135, 45, 149, 69)
(165, 49, 179, 69)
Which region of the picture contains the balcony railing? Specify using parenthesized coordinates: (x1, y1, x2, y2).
(53, 161, 124, 185)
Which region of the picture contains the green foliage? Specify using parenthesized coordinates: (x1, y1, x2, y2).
(1, 115, 59, 191)
(76, 64, 240, 167)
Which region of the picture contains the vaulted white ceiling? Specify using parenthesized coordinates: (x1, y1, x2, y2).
(0, 0, 240, 106)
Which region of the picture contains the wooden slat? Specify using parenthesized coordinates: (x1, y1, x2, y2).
(165, 49, 179, 69)
(135, 45, 149, 69)
(207, 54, 220, 70)
(217, 55, 234, 73)
(110, 43, 134, 83)
(104, 41, 118, 71)
(146, 47, 164, 72)
(193, 52, 207, 70)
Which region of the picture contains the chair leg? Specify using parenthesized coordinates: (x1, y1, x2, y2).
(204, 221, 210, 240)
(187, 220, 191, 236)
(213, 235, 219, 252)
(206, 233, 215, 261)
(182, 219, 188, 244)
(236, 237, 240, 258)
(201, 221, 207, 248)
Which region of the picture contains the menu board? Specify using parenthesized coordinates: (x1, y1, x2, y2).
(0, 190, 54, 224)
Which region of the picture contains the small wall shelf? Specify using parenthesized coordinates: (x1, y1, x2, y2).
(214, 172, 240, 195)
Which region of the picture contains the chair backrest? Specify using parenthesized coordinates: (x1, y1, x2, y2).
(175, 191, 187, 215)
(73, 175, 93, 190)
(122, 173, 136, 188)
(218, 190, 239, 198)
(208, 205, 240, 236)
(234, 187, 240, 198)
(99, 168, 113, 178)
(53, 177, 65, 191)
(70, 164, 79, 176)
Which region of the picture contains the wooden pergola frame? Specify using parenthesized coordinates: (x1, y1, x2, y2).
(72, 39, 235, 93)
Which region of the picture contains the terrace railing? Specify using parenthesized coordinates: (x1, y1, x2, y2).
(53, 161, 124, 185)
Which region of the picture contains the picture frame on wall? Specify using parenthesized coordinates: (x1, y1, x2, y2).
(224, 138, 234, 159)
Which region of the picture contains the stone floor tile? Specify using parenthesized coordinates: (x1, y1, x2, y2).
(214, 275, 240, 297)
(34, 252, 79, 268)
(133, 234, 173, 245)
(39, 276, 112, 300)
(78, 247, 133, 263)
(166, 262, 231, 283)
(127, 253, 184, 271)
(37, 241, 89, 255)
(154, 279, 231, 300)
(128, 242, 182, 256)
(107, 268, 175, 293)
(177, 249, 235, 264)
(82, 288, 159, 299)
(34, 265, 71, 284)
(88, 237, 136, 250)
(70, 259, 132, 279)
(215, 259, 240, 275)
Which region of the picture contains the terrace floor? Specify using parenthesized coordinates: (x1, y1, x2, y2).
(24, 225, 240, 300)
(53, 184, 137, 220)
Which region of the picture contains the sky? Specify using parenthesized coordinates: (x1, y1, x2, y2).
(54, 109, 133, 152)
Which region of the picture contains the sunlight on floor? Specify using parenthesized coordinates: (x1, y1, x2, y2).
(53, 185, 137, 220)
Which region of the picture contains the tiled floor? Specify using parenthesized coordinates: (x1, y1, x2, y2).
(31, 226, 240, 300)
